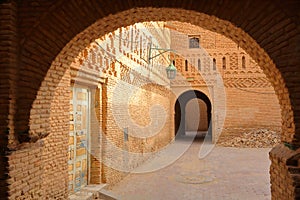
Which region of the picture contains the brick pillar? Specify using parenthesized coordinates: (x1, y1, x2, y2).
(269, 144, 300, 199)
(90, 87, 102, 184)
(0, 0, 18, 198)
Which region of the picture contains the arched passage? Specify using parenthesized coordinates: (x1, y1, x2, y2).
(13, 6, 296, 146)
(175, 90, 212, 140)
(23, 8, 298, 199)
(2, 1, 300, 199)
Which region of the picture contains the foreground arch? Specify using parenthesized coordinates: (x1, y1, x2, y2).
(1, 1, 299, 199)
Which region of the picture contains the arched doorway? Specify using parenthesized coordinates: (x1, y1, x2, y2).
(175, 90, 212, 140)
(16, 7, 295, 144)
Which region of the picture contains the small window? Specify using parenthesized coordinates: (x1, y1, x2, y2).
(213, 58, 216, 70)
(189, 36, 200, 48)
(91, 52, 96, 64)
(222, 57, 226, 70)
(185, 60, 188, 71)
(242, 56, 246, 69)
(198, 59, 201, 71)
(173, 60, 175, 66)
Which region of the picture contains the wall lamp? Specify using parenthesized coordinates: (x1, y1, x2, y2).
(147, 42, 177, 80)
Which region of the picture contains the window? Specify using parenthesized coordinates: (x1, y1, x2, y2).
(185, 60, 188, 71)
(213, 58, 216, 70)
(198, 59, 201, 71)
(189, 36, 200, 48)
(173, 60, 175, 66)
(91, 52, 96, 64)
(222, 57, 226, 70)
(242, 56, 246, 69)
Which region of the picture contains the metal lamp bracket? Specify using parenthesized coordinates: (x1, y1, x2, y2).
(147, 42, 175, 64)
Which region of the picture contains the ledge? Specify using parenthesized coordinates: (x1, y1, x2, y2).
(69, 184, 118, 200)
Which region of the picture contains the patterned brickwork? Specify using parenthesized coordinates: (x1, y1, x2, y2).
(169, 22, 282, 144)
(15, 21, 172, 198)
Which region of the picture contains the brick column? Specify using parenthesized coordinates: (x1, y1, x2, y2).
(90, 87, 102, 184)
(269, 144, 300, 199)
(0, 0, 18, 198)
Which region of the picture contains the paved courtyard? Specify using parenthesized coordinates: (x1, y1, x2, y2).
(107, 133, 271, 200)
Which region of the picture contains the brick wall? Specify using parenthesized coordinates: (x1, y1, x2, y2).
(7, 70, 70, 199)
(8, 142, 44, 199)
(269, 144, 300, 199)
(36, 22, 173, 194)
(90, 87, 102, 184)
(42, 69, 70, 198)
(169, 22, 282, 143)
(1, 1, 17, 199)
(6, 65, 70, 199)
(222, 87, 281, 134)
(102, 77, 172, 186)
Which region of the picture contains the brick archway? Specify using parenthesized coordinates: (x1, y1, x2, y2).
(26, 8, 295, 145)
(3, 1, 299, 199)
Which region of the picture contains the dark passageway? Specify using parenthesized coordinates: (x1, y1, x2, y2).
(175, 90, 212, 141)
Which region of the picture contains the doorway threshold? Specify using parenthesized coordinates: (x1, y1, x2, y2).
(69, 184, 118, 200)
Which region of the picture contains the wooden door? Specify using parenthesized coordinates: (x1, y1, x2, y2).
(68, 87, 90, 193)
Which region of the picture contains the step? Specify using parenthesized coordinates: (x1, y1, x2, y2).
(69, 191, 93, 200)
(69, 184, 118, 200)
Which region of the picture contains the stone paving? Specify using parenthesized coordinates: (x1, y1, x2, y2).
(107, 133, 271, 200)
